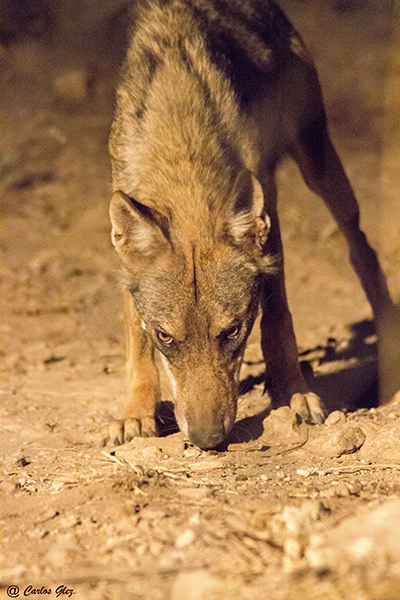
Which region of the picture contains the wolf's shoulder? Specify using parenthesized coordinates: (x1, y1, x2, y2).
(130, 0, 295, 107)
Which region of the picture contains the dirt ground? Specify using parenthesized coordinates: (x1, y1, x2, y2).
(1, 1, 400, 599)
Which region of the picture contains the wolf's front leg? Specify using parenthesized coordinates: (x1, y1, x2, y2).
(260, 213, 326, 424)
(102, 288, 160, 446)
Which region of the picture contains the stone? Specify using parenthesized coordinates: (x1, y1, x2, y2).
(175, 528, 196, 548)
(306, 500, 400, 574)
(325, 410, 347, 426)
(271, 501, 322, 570)
(305, 425, 366, 458)
(114, 432, 186, 465)
(261, 407, 308, 446)
(358, 421, 400, 462)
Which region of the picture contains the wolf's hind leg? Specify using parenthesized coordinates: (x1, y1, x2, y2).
(290, 105, 400, 403)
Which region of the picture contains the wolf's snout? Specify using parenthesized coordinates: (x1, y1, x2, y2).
(187, 424, 226, 449)
(183, 409, 235, 449)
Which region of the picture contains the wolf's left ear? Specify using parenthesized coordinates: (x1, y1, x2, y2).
(225, 169, 270, 248)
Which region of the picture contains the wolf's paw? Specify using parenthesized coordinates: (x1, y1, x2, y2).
(290, 392, 326, 425)
(101, 416, 156, 446)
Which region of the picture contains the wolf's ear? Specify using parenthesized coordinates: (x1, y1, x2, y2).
(225, 169, 270, 248)
(110, 191, 169, 258)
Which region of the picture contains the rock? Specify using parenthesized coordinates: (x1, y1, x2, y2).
(346, 479, 363, 495)
(175, 528, 196, 548)
(114, 432, 186, 465)
(333, 482, 350, 497)
(296, 468, 315, 477)
(359, 421, 400, 462)
(0, 480, 16, 494)
(171, 570, 226, 600)
(271, 501, 322, 570)
(261, 407, 308, 447)
(305, 425, 366, 458)
(155, 433, 187, 456)
(306, 500, 400, 576)
(329, 425, 366, 456)
(183, 446, 202, 458)
(320, 479, 362, 499)
(325, 410, 347, 426)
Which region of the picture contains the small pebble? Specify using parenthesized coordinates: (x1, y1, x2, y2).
(183, 447, 202, 458)
(346, 479, 363, 495)
(325, 411, 346, 426)
(297, 468, 312, 477)
(0, 481, 16, 493)
(176, 528, 196, 549)
(333, 483, 350, 497)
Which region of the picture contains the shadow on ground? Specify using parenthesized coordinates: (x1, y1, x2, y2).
(310, 319, 379, 412)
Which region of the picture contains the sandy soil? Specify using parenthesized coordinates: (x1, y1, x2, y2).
(1, 1, 400, 599)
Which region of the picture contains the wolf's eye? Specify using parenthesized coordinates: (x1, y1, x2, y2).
(224, 323, 241, 340)
(156, 330, 174, 346)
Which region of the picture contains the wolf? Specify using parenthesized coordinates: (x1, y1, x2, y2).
(105, 0, 398, 449)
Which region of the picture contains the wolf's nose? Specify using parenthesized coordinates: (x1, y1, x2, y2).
(188, 426, 225, 449)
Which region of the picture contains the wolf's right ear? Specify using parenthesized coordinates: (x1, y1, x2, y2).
(110, 191, 169, 259)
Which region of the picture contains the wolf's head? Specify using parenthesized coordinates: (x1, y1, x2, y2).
(110, 169, 274, 448)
